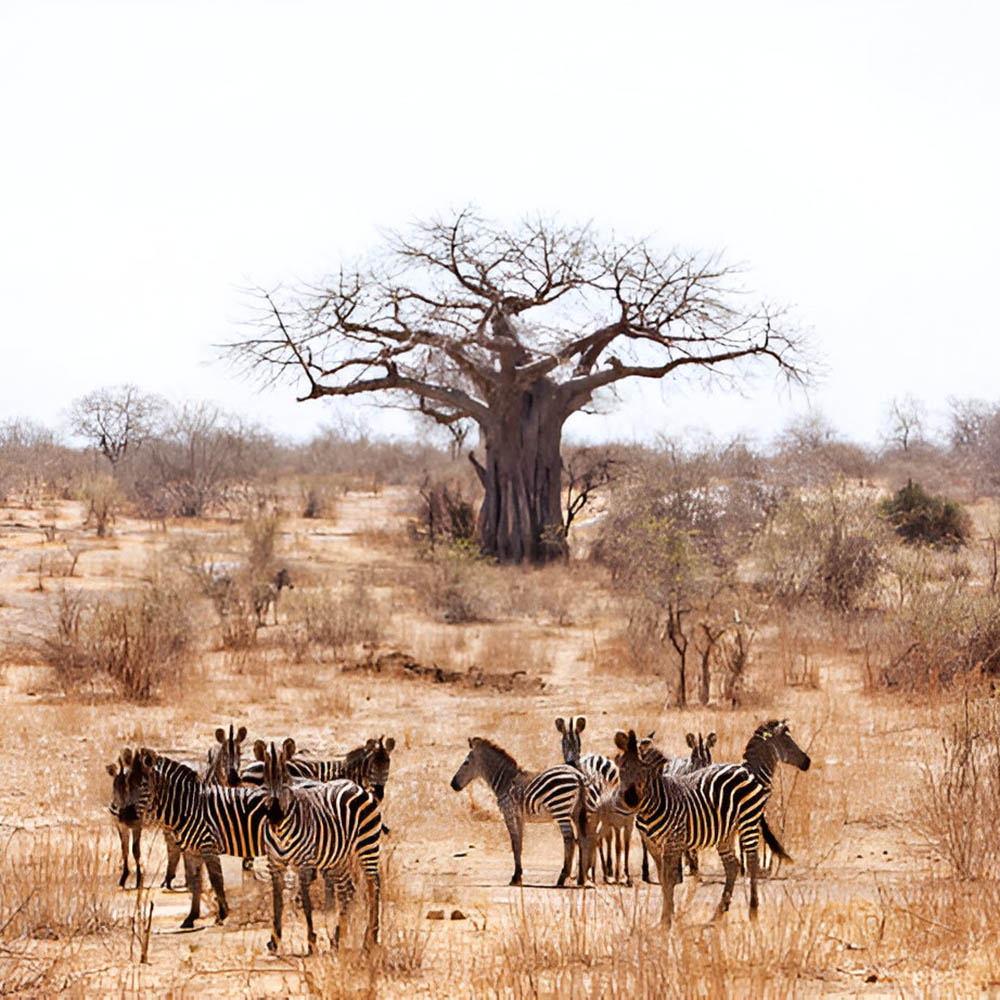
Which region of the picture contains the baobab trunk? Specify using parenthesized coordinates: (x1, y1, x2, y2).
(473, 381, 567, 564)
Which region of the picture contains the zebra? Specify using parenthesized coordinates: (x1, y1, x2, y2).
(254, 738, 382, 953)
(239, 735, 394, 802)
(614, 719, 810, 926)
(633, 731, 717, 883)
(555, 716, 623, 883)
(106, 725, 246, 890)
(450, 736, 592, 887)
(116, 747, 270, 928)
(253, 567, 293, 626)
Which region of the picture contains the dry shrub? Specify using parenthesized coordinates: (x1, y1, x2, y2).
(915, 696, 1000, 879)
(39, 578, 193, 700)
(0, 828, 125, 941)
(416, 544, 505, 623)
(874, 583, 1000, 690)
(279, 580, 385, 661)
(298, 475, 339, 519)
(78, 473, 121, 537)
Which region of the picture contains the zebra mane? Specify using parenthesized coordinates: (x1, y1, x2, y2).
(343, 745, 369, 768)
(471, 737, 520, 773)
(153, 754, 202, 785)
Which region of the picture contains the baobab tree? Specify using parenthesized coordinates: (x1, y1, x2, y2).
(227, 210, 808, 563)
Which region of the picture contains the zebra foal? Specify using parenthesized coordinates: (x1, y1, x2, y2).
(255, 738, 382, 953)
(555, 716, 626, 884)
(450, 737, 592, 887)
(615, 719, 810, 926)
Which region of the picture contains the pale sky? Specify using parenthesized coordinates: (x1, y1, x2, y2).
(2, 1, 997, 450)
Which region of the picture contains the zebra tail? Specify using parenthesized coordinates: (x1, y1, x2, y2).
(760, 816, 793, 863)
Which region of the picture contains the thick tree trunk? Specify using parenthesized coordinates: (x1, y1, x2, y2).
(473, 381, 567, 564)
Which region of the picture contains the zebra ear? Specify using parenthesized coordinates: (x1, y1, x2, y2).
(575, 716, 586, 733)
(365, 738, 378, 751)
(282, 737, 296, 760)
(468, 737, 475, 748)
(613, 730, 629, 752)
(253, 739, 267, 761)
(706, 732, 717, 748)
(106, 763, 118, 776)
(236, 726, 248, 743)
(686, 733, 696, 748)
(139, 749, 155, 769)
(555, 717, 566, 733)
(121, 748, 133, 766)
(215, 728, 226, 744)
(384, 737, 395, 752)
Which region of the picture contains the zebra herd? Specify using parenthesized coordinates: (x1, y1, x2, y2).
(106, 715, 809, 950)
(108, 729, 393, 951)
(450, 717, 810, 927)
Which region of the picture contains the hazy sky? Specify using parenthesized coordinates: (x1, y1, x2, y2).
(2, 1, 997, 449)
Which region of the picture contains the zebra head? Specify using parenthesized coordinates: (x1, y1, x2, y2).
(365, 736, 395, 802)
(744, 720, 811, 779)
(555, 716, 586, 766)
(116, 747, 158, 825)
(613, 730, 653, 810)
(254, 738, 296, 824)
(686, 731, 717, 770)
(274, 567, 293, 592)
(106, 748, 133, 819)
(210, 724, 248, 787)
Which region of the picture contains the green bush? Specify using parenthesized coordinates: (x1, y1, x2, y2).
(880, 479, 971, 549)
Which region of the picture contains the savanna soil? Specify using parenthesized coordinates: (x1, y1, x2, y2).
(0, 490, 997, 998)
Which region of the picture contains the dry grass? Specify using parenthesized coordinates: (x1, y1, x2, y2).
(5, 485, 1000, 997)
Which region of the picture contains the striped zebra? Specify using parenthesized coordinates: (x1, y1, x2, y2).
(106, 725, 246, 890)
(254, 738, 382, 952)
(633, 731, 717, 883)
(240, 735, 394, 802)
(117, 747, 270, 927)
(614, 719, 810, 926)
(450, 736, 592, 887)
(555, 716, 623, 883)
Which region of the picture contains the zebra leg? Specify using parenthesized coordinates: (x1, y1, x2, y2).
(327, 869, 353, 948)
(613, 827, 623, 884)
(267, 861, 285, 952)
(203, 852, 228, 924)
(557, 817, 577, 887)
(714, 844, 741, 919)
(298, 867, 317, 954)
(655, 849, 681, 927)
(364, 866, 380, 948)
(116, 822, 130, 888)
(181, 854, 203, 928)
(162, 829, 181, 889)
(747, 848, 760, 917)
(686, 848, 700, 877)
(622, 816, 633, 887)
(642, 840, 651, 883)
(505, 814, 524, 886)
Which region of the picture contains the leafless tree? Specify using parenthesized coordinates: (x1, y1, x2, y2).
(884, 394, 926, 452)
(68, 384, 163, 470)
(227, 209, 808, 563)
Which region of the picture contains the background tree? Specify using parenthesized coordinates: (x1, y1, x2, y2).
(68, 384, 163, 471)
(227, 209, 808, 563)
(883, 394, 927, 453)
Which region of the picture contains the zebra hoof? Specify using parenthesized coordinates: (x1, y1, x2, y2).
(509, 875, 522, 886)
(267, 936, 278, 953)
(180, 917, 196, 930)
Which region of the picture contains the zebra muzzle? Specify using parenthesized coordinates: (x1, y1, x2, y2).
(622, 785, 640, 809)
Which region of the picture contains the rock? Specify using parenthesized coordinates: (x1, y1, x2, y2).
(450, 910, 466, 920)
(426, 909, 445, 920)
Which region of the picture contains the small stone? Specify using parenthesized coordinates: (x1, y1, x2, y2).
(426, 909, 445, 920)
(865, 974, 878, 983)
(450, 910, 466, 920)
